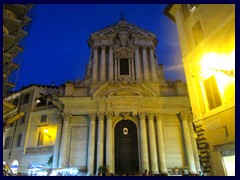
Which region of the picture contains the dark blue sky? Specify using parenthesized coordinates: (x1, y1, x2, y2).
(15, 4, 185, 90)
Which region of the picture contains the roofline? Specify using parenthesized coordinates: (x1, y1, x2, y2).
(163, 4, 176, 23)
(8, 83, 59, 94)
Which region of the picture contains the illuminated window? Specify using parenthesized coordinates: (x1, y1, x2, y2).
(223, 155, 235, 176)
(37, 132, 44, 146)
(4, 136, 12, 149)
(120, 58, 129, 75)
(16, 134, 22, 147)
(40, 115, 47, 123)
(203, 76, 222, 110)
(192, 21, 204, 45)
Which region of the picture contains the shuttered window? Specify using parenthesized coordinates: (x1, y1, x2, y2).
(203, 76, 222, 110)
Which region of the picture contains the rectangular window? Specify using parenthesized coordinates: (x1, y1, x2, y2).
(16, 134, 22, 147)
(120, 58, 129, 75)
(4, 136, 12, 149)
(192, 21, 204, 45)
(37, 132, 44, 146)
(40, 115, 47, 123)
(203, 76, 222, 110)
(23, 93, 30, 104)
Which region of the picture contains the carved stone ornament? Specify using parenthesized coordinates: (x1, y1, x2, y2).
(113, 90, 139, 96)
(119, 31, 129, 47)
(113, 31, 134, 50)
(123, 127, 128, 135)
(109, 80, 141, 87)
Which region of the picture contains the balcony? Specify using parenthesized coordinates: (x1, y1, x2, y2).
(25, 146, 54, 154)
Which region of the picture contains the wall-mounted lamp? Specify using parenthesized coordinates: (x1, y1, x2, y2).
(44, 128, 51, 138)
(210, 68, 235, 77)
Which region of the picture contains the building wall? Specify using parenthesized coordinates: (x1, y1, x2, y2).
(3, 85, 59, 174)
(167, 4, 235, 176)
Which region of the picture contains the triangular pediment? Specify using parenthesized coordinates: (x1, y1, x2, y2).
(91, 19, 156, 38)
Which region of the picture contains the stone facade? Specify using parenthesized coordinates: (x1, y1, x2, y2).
(55, 18, 198, 175)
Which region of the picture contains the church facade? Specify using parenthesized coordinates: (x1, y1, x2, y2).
(53, 18, 200, 175)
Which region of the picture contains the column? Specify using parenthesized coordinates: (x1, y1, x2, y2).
(114, 56, 118, 81)
(52, 117, 63, 168)
(179, 112, 197, 173)
(150, 47, 158, 81)
(131, 57, 135, 80)
(139, 112, 149, 172)
(135, 47, 141, 81)
(96, 113, 104, 170)
(106, 112, 113, 173)
(92, 46, 98, 81)
(108, 46, 114, 80)
(100, 46, 106, 81)
(147, 113, 159, 174)
(87, 113, 96, 176)
(59, 114, 71, 168)
(188, 119, 201, 173)
(142, 46, 150, 81)
(155, 113, 168, 174)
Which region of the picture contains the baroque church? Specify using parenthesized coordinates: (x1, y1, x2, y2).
(53, 17, 200, 175)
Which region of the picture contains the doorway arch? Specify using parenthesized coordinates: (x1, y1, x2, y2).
(114, 120, 139, 175)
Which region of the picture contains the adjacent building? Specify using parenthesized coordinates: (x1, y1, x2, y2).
(164, 4, 235, 176)
(3, 84, 59, 174)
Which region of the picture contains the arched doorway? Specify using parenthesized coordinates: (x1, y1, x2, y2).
(114, 120, 139, 175)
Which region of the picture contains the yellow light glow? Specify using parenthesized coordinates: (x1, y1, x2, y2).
(200, 50, 235, 103)
(200, 51, 235, 76)
(44, 128, 48, 133)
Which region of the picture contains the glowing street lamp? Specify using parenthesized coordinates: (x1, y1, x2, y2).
(200, 51, 235, 77)
(44, 128, 51, 138)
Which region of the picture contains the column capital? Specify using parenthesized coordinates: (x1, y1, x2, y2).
(93, 45, 99, 51)
(149, 45, 155, 51)
(62, 113, 72, 121)
(97, 112, 105, 120)
(138, 112, 147, 119)
(155, 112, 163, 120)
(147, 112, 155, 120)
(179, 111, 193, 122)
(101, 45, 107, 49)
(109, 45, 113, 49)
(89, 113, 96, 121)
(105, 112, 113, 120)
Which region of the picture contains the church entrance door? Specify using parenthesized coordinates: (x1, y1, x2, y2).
(114, 120, 139, 175)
